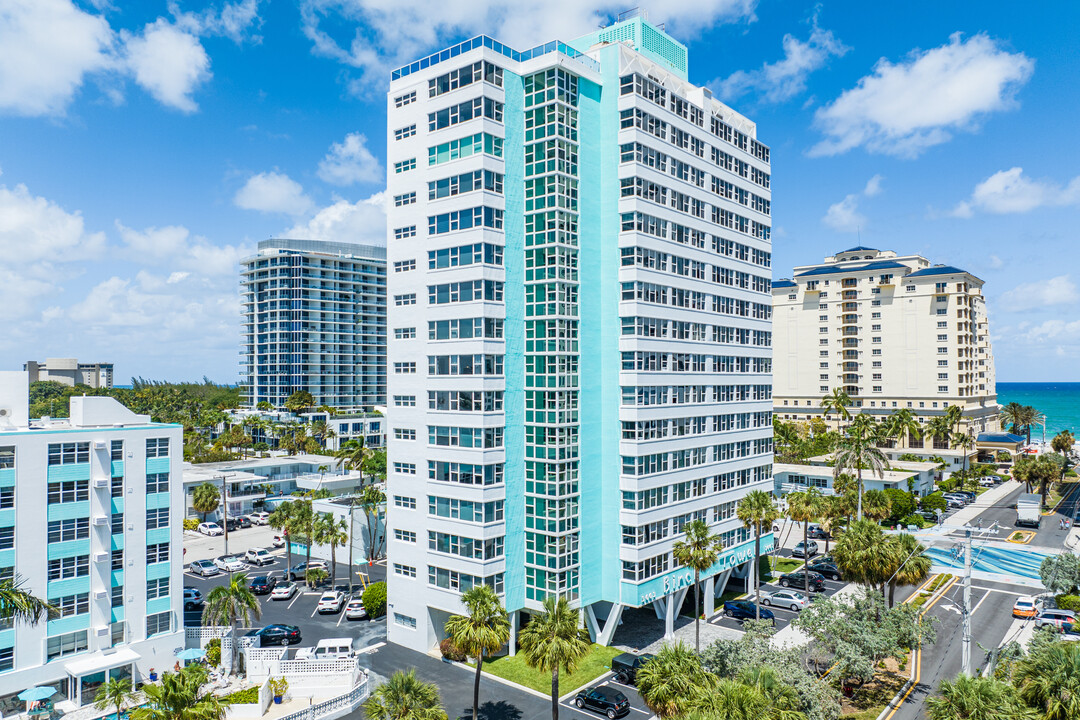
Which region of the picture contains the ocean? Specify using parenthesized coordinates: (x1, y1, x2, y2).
(996, 382, 1080, 439)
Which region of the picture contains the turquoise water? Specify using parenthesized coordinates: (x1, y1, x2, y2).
(997, 382, 1080, 439)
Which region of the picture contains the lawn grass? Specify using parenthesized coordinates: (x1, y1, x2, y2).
(773, 558, 804, 574)
(718, 589, 745, 604)
(480, 644, 623, 695)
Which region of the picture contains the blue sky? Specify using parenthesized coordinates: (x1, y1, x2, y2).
(1, 0, 1077, 384)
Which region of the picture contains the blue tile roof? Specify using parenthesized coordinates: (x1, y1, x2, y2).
(904, 265, 968, 278)
(841, 246, 877, 253)
(976, 432, 1026, 444)
(794, 260, 908, 278)
(773, 279, 797, 289)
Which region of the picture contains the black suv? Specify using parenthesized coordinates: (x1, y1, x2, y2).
(804, 560, 842, 581)
(722, 600, 775, 623)
(779, 571, 826, 592)
(610, 652, 653, 685)
(574, 686, 630, 719)
(244, 624, 301, 646)
(248, 575, 278, 595)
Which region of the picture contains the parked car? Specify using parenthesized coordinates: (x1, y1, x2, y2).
(244, 624, 301, 647)
(222, 517, 241, 532)
(953, 491, 977, 501)
(610, 652, 653, 685)
(184, 587, 203, 610)
(807, 524, 832, 540)
(289, 560, 328, 581)
(943, 493, 969, 506)
(248, 512, 270, 525)
(573, 686, 630, 719)
(944, 496, 966, 509)
(245, 548, 274, 566)
(1013, 596, 1042, 618)
(295, 638, 357, 661)
(805, 560, 842, 581)
(722, 600, 775, 623)
(248, 575, 278, 595)
(214, 555, 245, 573)
(1035, 609, 1077, 630)
(189, 559, 220, 577)
(345, 598, 368, 620)
(229, 515, 252, 529)
(272, 533, 286, 548)
(317, 591, 346, 614)
(979, 477, 998, 488)
(270, 581, 298, 601)
(197, 522, 223, 536)
(761, 590, 810, 611)
(792, 540, 819, 558)
(779, 571, 826, 592)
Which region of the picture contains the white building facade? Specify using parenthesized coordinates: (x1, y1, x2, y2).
(773, 247, 998, 435)
(0, 372, 183, 708)
(386, 17, 774, 653)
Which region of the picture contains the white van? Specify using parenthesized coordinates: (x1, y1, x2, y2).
(294, 637, 356, 660)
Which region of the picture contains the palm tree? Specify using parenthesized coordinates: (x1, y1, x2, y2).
(444, 585, 510, 720)
(268, 502, 297, 576)
(787, 489, 824, 592)
(737, 666, 805, 720)
(363, 670, 446, 720)
(886, 408, 922, 450)
(0, 576, 56, 625)
(192, 482, 220, 522)
(926, 673, 1029, 720)
(820, 389, 852, 433)
(833, 426, 889, 521)
(636, 642, 716, 719)
(94, 676, 136, 720)
(773, 420, 802, 462)
(952, 432, 976, 474)
(202, 573, 260, 675)
(945, 405, 964, 434)
(131, 665, 229, 720)
(1013, 640, 1080, 720)
(1052, 431, 1075, 480)
(736, 490, 778, 620)
(926, 416, 953, 450)
(313, 513, 348, 589)
(886, 533, 931, 607)
(861, 489, 892, 523)
(292, 500, 316, 585)
(518, 595, 591, 720)
(335, 438, 371, 477)
(820, 494, 847, 554)
(672, 519, 724, 652)
(359, 484, 387, 562)
(832, 520, 892, 596)
(283, 390, 315, 416)
(691, 679, 771, 720)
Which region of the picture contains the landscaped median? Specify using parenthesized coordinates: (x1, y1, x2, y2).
(475, 644, 623, 695)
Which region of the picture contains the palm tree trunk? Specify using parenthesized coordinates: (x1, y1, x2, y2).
(347, 501, 355, 596)
(330, 543, 337, 590)
(305, 522, 312, 587)
(551, 667, 559, 720)
(888, 580, 896, 607)
(753, 528, 762, 620)
(857, 468, 864, 521)
(231, 619, 239, 676)
(693, 570, 701, 653)
(803, 522, 811, 591)
(473, 651, 483, 720)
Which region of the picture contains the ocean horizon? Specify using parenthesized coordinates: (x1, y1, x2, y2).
(997, 381, 1079, 439)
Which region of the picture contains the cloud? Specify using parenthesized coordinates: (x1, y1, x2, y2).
(810, 33, 1033, 158)
(822, 175, 883, 232)
(299, 0, 758, 89)
(988, 255, 1003, 269)
(1019, 318, 1080, 343)
(0, 0, 116, 116)
(171, 0, 264, 43)
(123, 19, 211, 113)
(951, 167, 1080, 217)
(114, 222, 252, 276)
(284, 192, 387, 245)
(317, 133, 382, 186)
(713, 17, 848, 103)
(999, 275, 1078, 312)
(0, 182, 106, 262)
(234, 172, 314, 215)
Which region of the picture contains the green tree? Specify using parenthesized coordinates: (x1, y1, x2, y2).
(820, 389, 852, 434)
(518, 595, 591, 720)
(362, 670, 446, 720)
(0, 576, 56, 625)
(672, 519, 724, 652)
(94, 676, 136, 720)
(861, 489, 892, 523)
(926, 673, 1031, 720)
(637, 642, 717, 719)
(1051, 431, 1075, 480)
(201, 573, 260, 675)
(885, 408, 923, 450)
(283, 391, 315, 415)
(1013, 640, 1080, 720)
(786, 489, 825, 596)
(926, 416, 953, 451)
(819, 494, 847, 554)
(732, 666, 806, 720)
(833, 427, 889, 521)
(192, 482, 220, 522)
(255, 401, 272, 411)
(335, 438, 370, 476)
(291, 500, 316, 585)
(832, 520, 892, 594)
(1013, 454, 1061, 506)
(883, 488, 916, 524)
(131, 665, 229, 720)
(444, 585, 510, 720)
(313, 513, 348, 589)
(737, 490, 779, 620)
(268, 502, 298, 575)
(1039, 554, 1080, 595)
(886, 533, 932, 607)
(953, 432, 976, 475)
(359, 484, 387, 562)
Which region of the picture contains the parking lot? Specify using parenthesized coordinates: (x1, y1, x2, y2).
(559, 675, 652, 720)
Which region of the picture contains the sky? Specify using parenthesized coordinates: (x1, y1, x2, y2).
(0, 0, 1078, 384)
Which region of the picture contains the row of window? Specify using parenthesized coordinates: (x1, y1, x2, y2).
(620, 351, 772, 375)
(621, 383, 773, 407)
(621, 316, 771, 347)
(621, 411, 773, 440)
(621, 246, 771, 293)
(45, 438, 168, 466)
(621, 464, 772, 511)
(622, 279, 772, 320)
(428, 96, 503, 132)
(621, 437, 772, 476)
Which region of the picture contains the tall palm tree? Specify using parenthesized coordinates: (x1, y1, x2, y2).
(886, 408, 922, 450)
(861, 489, 892, 523)
(926, 673, 1029, 720)
(945, 405, 964, 434)
(444, 585, 510, 720)
(926, 416, 953, 450)
(999, 402, 1025, 435)
(672, 519, 724, 652)
(359, 484, 387, 562)
(832, 520, 892, 595)
(820, 495, 847, 554)
(292, 500, 316, 585)
(131, 665, 229, 720)
(1013, 640, 1080, 720)
(363, 670, 446, 720)
(94, 677, 136, 720)
(886, 533, 932, 607)
(335, 438, 371, 477)
(1051, 431, 1075, 481)
(820, 389, 852, 433)
(192, 482, 220, 522)
(636, 642, 716, 719)
(833, 426, 889, 521)
(787, 489, 824, 591)
(952, 432, 976, 474)
(736, 490, 778, 620)
(313, 513, 348, 589)
(268, 502, 297, 575)
(202, 573, 260, 676)
(518, 595, 591, 720)
(0, 576, 56, 625)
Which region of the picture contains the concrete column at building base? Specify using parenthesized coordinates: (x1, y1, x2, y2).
(509, 610, 518, 657)
(584, 603, 624, 646)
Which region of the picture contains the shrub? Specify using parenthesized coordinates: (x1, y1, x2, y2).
(439, 638, 467, 662)
(899, 514, 927, 529)
(268, 677, 289, 699)
(362, 581, 387, 617)
(884, 488, 916, 522)
(220, 686, 260, 704)
(205, 638, 221, 667)
(1055, 594, 1080, 613)
(921, 494, 947, 513)
(183, 518, 200, 531)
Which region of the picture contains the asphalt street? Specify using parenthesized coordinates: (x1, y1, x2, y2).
(938, 481, 1080, 546)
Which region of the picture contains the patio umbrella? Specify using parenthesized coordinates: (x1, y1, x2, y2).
(18, 688, 55, 702)
(176, 648, 206, 661)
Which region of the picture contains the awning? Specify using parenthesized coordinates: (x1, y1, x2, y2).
(64, 647, 140, 677)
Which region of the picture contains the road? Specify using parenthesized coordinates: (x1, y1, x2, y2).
(940, 481, 1080, 546)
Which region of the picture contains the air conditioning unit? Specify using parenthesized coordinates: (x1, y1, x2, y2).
(0, 408, 11, 418)
(92, 477, 109, 489)
(95, 626, 110, 638)
(93, 589, 108, 600)
(94, 440, 107, 450)
(92, 515, 109, 527)
(93, 551, 108, 563)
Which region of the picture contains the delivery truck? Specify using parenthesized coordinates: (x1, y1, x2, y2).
(1016, 493, 1042, 528)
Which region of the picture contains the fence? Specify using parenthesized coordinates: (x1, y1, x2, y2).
(275, 676, 369, 720)
(225, 679, 272, 719)
(186, 626, 232, 647)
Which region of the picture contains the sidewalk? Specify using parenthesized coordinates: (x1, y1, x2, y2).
(945, 479, 1021, 527)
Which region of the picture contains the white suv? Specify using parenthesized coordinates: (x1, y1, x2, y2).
(245, 548, 274, 566)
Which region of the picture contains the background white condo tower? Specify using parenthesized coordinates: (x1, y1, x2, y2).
(772, 247, 999, 435)
(0, 372, 184, 707)
(385, 15, 775, 653)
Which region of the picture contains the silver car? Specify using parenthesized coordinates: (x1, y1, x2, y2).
(190, 559, 220, 577)
(761, 589, 810, 611)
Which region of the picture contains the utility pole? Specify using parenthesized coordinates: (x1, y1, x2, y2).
(962, 527, 973, 676)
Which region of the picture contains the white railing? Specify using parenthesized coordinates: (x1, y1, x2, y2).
(277, 658, 358, 675)
(186, 626, 232, 647)
(275, 676, 369, 720)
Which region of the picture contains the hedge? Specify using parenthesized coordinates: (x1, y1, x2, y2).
(1056, 594, 1080, 613)
(220, 686, 260, 704)
(362, 581, 387, 617)
(183, 518, 200, 531)
(439, 638, 467, 662)
(205, 638, 221, 667)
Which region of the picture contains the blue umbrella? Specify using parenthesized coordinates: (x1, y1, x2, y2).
(18, 688, 55, 702)
(176, 648, 205, 661)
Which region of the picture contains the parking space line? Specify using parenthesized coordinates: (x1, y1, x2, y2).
(286, 593, 301, 610)
(310, 605, 319, 618)
(336, 610, 346, 627)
